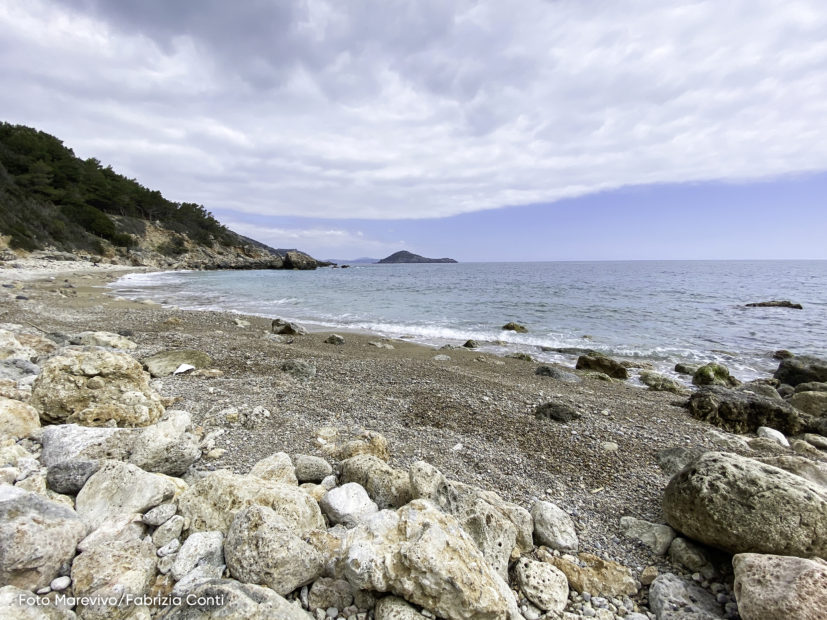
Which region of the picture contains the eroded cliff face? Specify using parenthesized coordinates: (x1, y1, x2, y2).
(0, 222, 326, 271)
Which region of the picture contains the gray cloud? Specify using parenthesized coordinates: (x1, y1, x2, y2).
(2, 0, 826, 219)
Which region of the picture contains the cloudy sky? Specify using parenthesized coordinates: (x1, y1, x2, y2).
(2, 0, 826, 260)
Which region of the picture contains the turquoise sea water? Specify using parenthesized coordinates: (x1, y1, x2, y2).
(111, 260, 827, 383)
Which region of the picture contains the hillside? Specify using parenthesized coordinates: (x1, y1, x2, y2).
(378, 250, 457, 264)
(0, 122, 323, 270)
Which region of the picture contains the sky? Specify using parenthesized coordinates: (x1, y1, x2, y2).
(1, 0, 826, 261)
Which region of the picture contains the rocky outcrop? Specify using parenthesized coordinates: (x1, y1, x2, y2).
(733, 553, 827, 620)
(501, 322, 527, 333)
(774, 355, 827, 387)
(31, 348, 164, 427)
(687, 386, 804, 435)
(575, 352, 629, 379)
(663, 452, 827, 557)
(745, 300, 803, 309)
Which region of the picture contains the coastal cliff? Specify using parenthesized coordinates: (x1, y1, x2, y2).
(0, 122, 326, 270)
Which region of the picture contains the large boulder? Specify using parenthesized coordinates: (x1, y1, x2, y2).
(0, 487, 87, 591)
(774, 355, 827, 387)
(409, 461, 532, 579)
(71, 539, 156, 620)
(340, 500, 515, 620)
(30, 348, 164, 427)
(143, 349, 213, 377)
(177, 470, 324, 535)
(224, 505, 324, 595)
(733, 553, 827, 620)
(159, 579, 313, 619)
(789, 390, 827, 416)
(271, 319, 308, 336)
(340, 454, 412, 509)
(75, 461, 180, 531)
(530, 500, 578, 553)
(663, 452, 827, 557)
(688, 386, 804, 435)
(128, 410, 201, 476)
(0, 397, 40, 439)
(575, 352, 628, 379)
(40, 424, 138, 467)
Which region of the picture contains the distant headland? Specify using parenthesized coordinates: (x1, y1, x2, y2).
(378, 251, 457, 264)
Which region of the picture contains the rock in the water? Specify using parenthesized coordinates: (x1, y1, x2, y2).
(663, 451, 827, 557)
(514, 557, 568, 613)
(129, 410, 201, 476)
(502, 322, 527, 333)
(160, 579, 313, 620)
(774, 355, 827, 387)
(71, 538, 156, 620)
(294, 455, 333, 483)
(745, 300, 803, 309)
(462, 339, 479, 349)
(619, 516, 676, 555)
(0, 487, 86, 590)
(177, 470, 324, 535)
(789, 390, 827, 416)
(143, 349, 213, 378)
(688, 386, 803, 435)
(639, 371, 689, 395)
(340, 455, 412, 509)
(271, 318, 308, 336)
(72, 331, 137, 350)
(320, 482, 379, 527)
(0, 396, 40, 439)
(575, 352, 628, 379)
(756, 426, 789, 448)
(249, 452, 298, 485)
(542, 550, 637, 597)
(675, 362, 701, 376)
(648, 573, 723, 620)
(535, 365, 581, 383)
(31, 348, 165, 426)
(46, 460, 100, 495)
(531, 500, 578, 553)
(692, 363, 740, 387)
(534, 401, 581, 422)
(75, 460, 179, 530)
(324, 334, 345, 345)
(409, 461, 533, 579)
(225, 505, 324, 595)
(281, 359, 316, 380)
(340, 499, 513, 620)
(733, 553, 827, 620)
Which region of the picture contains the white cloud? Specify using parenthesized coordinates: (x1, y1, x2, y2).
(1, 0, 826, 219)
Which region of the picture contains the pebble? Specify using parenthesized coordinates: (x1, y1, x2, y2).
(50, 576, 71, 591)
(326, 608, 338, 618)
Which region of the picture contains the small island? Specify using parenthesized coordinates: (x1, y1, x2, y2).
(378, 250, 457, 264)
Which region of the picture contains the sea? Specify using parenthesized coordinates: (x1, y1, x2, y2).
(110, 260, 827, 385)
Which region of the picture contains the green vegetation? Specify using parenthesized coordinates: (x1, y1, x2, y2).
(0, 122, 234, 253)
